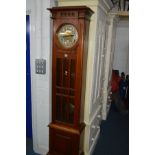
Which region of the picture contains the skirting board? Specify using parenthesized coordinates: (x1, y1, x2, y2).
(33, 144, 48, 155)
(89, 129, 100, 155)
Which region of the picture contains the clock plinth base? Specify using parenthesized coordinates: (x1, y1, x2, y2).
(47, 152, 84, 155)
(46, 152, 54, 155)
(48, 122, 85, 155)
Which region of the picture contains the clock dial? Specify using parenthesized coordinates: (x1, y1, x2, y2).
(57, 24, 78, 48)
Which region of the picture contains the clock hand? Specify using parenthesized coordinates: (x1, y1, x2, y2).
(59, 30, 74, 37)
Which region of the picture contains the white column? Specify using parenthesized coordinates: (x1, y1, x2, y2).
(26, 0, 57, 154)
(101, 14, 118, 120)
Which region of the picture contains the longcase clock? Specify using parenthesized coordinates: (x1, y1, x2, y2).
(47, 6, 94, 155)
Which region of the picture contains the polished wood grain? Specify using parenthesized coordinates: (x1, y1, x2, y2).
(47, 6, 93, 155)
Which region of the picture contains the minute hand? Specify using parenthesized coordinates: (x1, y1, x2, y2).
(59, 31, 74, 37)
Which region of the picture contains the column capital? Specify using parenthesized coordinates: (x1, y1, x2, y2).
(106, 13, 119, 25)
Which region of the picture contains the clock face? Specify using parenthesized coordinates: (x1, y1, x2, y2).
(57, 24, 78, 48)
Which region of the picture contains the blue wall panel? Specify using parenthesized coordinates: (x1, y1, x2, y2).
(26, 15, 32, 138)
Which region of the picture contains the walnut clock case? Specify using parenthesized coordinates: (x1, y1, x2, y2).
(47, 6, 94, 155)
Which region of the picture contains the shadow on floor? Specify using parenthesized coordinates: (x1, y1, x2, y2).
(26, 138, 40, 155)
(93, 103, 129, 155)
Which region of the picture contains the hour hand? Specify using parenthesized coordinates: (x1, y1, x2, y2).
(59, 30, 74, 37)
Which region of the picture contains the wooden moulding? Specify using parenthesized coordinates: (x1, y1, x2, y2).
(48, 122, 86, 135)
(117, 11, 129, 17)
(47, 6, 94, 20)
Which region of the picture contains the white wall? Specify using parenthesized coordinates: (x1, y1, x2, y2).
(113, 19, 129, 75)
(26, 0, 57, 154)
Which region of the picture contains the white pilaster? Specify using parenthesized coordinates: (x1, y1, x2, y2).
(26, 0, 57, 154)
(101, 14, 119, 120)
